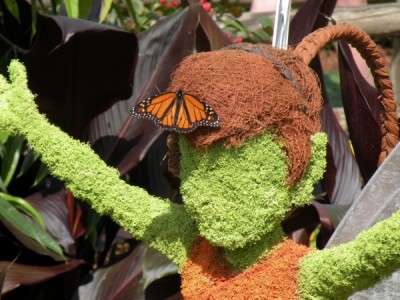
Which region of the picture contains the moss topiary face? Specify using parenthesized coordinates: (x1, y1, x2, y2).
(179, 131, 327, 251)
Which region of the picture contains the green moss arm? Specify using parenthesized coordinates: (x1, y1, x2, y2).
(0, 60, 197, 267)
(299, 210, 400, 299)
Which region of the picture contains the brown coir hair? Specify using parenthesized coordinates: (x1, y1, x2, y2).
(168, 43, 323, 186)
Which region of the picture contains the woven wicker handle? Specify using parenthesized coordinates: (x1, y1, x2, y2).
(293, 23, 399, 165)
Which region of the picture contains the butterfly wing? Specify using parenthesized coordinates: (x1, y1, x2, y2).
(130, 90, 220, 133)
(130, 92, 177, 129)
(177, 93, 221, 133)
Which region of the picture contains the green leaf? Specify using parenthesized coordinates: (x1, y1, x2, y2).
(0, 195, 65, 261)
(4, 0, 21, 23)
(222, 18, 250, 36)
(131, 0, 144, 15)
(99, 0, 113, 23)
(1, 135, 24, 188)
(125, 0, 140, 32)
(0, 179, 6, 193)
(16, 148, 40, 178)
(79, 0, 93, 19)
(31, 162, 48, 188)
(63, 0, 79, 18)
(31, 0, 37, 39)
(0, 131, 9, 144)
(0, 132, 9, 159)
(259, 16, 273, 29)
(84, 210, 101, 249)
(0, 192, 46, 230)
(50, 0, 61, 14)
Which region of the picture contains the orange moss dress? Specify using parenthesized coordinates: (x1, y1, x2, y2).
(181, 238, 312, 300)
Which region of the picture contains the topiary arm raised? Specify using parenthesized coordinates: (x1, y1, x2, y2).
(0, 60, 197, 267)
(299, 210, 400, 299)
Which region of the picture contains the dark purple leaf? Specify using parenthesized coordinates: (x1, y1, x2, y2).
(0, 259, 85, 295)
(320, 100, 363, 205)
(78, 243, 146, 300)
(23, 14, 138, 140)
(338, 42, 381, 182)
(25, 184, 76, 257)
(0, 253, 19, 299)
(289, 0, 336, 45)
(312, 201, 350, 230)
(282, 205, 319, 234)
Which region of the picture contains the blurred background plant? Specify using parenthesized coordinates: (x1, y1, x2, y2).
(0, 0, 395, 299)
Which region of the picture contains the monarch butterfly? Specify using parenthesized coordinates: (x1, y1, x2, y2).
(130, 89, 221, 133)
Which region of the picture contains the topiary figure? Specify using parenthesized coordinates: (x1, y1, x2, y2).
(0, 24, 398, 299)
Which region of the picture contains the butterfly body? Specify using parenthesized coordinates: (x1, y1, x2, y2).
(130, 89, 220, 133)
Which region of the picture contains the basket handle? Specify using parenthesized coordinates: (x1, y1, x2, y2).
(293, 23, 398, 165)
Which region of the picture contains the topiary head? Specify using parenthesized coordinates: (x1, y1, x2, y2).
(168, 44, 327, 250)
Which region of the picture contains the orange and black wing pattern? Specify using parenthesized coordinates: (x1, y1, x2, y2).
(130, 89, 221, 133)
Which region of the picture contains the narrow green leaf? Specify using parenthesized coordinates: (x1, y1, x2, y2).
(259, 16, 273, 29)
(4, 0, 21, 23)
(0, 196, 65, 260)
(16, 148, 40, 178)
(0, 178, 6, 193)
(0, 192, 46, 230)
(31, 162, 48, 188)
(1, 135, 24, 188)
(222, 18, 250, 35)
(50, 0, 61, 14)
(84, 210, 101, 249)
(79, 0, 93, 19)
(0, 132, 8, 159)
(0, 131, 9, 143)
(125, 0, 140, 32)
(31, 0, 37, 39)
(131, 0, 144, 15)
(99, 0, 113, 23)
(63, 0, 79, 18)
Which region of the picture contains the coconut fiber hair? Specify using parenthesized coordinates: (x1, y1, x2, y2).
(168, 44, 323, 185)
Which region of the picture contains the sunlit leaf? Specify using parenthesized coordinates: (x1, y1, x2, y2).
(0, 192, 46, 230)
(1, 135, 24, 188)
(0, 131, 9, 144)
(0, 196, 65, 261)
(4, 0, 21, 22)
(63, 0, 79, 18)
(78, 0, 93, 19)
(99, 0, 112, 23)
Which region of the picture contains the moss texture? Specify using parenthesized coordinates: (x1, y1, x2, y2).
(179, 132, 327, 268)
(300, 210, 400, 299)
